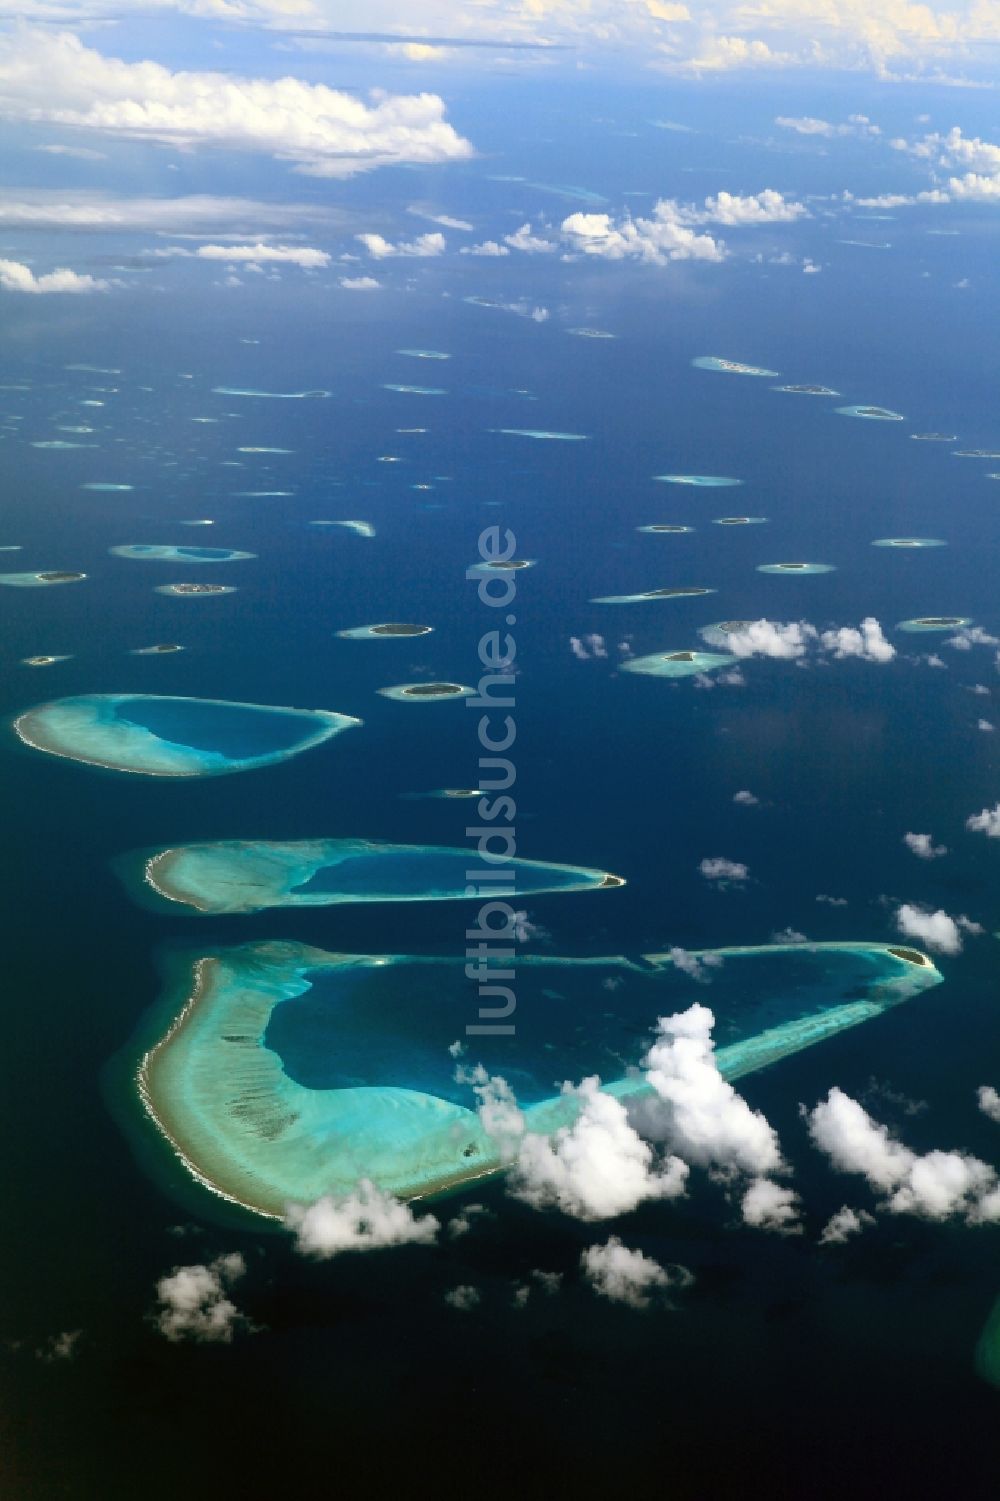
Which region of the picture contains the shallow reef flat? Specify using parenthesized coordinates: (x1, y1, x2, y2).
(692, 356, 779, 377)
(155, 583, 236, 597)
(622, 649, 733, 677)
(0, 570, 86, 587)
(308, 520, 375, 537)
(591, 586, 714, 604)
(139, 838, 623, 914)
(637, 524, 694, 534)
(211, 387, 330, 399)
(490, 428, 588, 440)
(758, 562, 835, 575)
(836, 404, 905, 421)
(872, 537, 946, 548)
(111, 545, 255, 563)
(14, 694, 359, 777)
(383, 384, 447, 396)
(135, 940, 941, 1217)
(774, 384, 839, 396)
(713, 516, 767, 526)
(654, 474, 742, 487)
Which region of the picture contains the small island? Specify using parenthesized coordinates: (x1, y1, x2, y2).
(130, 644, 185, 655)
(692, 356, 779, 377)
(338, 623, 434, 640)
(713, 516, 767, 526)
(0, 571, 86, 587)
(155, 583, 236, 597)
(836, 404, 905, 421)
(622, 649, 734, 678)
(898, 615, 971, 632)
(638, 524, 694, 534)
(758, 562, 835, 575)
(378, 682, 474, 702)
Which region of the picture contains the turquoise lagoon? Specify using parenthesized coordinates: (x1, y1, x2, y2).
(138, 838, 623, 914)
(591, 587, 715, 604)
(110, 545, 255, 563)
(14, 694, 359, 776)
(136, 941, 941, 1217)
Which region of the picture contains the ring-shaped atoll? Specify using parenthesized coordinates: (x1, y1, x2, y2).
(638, 524, 694, 534)
(133, 940, 940, 1217)
(757, 562, 835, 575)
(137, 838, 623, 915)
(111, 545, 255, 563)
(14, 694, 359, 777)
(713, 516, 767, 526)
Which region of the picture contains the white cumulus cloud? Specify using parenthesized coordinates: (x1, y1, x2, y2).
(581, 1236, 677, 1308)
(285, 1179, 439, 1257)
(894, 904, 964, 955)
(357, 231, 445, 258)
(153, 1253, 251, 1344)
(903, 832, 947, 859)
(0, 29, 473, 178)
(0, 258, 108, 294)
(808, 1088, 1000, 1224)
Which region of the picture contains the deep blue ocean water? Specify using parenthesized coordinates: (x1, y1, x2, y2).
(3, 70, 1000, 1498)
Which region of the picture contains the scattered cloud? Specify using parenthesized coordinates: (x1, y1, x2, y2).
(0, 190, 331, 233)
(733, 789, 759, 805)
(699, 856, 749, 884)
(818, 1204, 875, 1244)
(894, 903, 964, 954)
(0, 258, 108, 294)
(511, 1075, 690, 1221)
(776, 114, 880, 138)
(669, 946, 724, 982)
(505, 221, 558, 252)
(0, 29, 474, 178)
(967, 803, 1000, 837)
(740, 1177, 802, 1233)
(340, 274, 381, 289)
(903, 832, 947, 859)
(819, 617, 895, 662)
(357, 231, 445, 258)
(978, 1086, 1000, 1124)
(285, 1180, 439, 1257)
(726, 619, 815, 659)
(808, 1088, 1000, 1224)
(444, 1284, 481, 1310)
(194, 241, 330, 268)
(460, 239, 510, 256)
(152, 1253, 251, 1344)
(580, 1236, 676, 1307)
